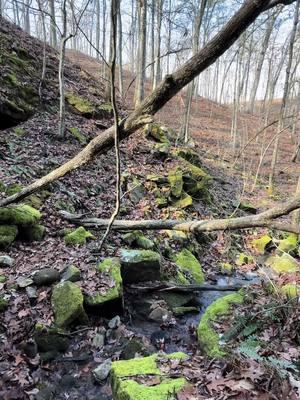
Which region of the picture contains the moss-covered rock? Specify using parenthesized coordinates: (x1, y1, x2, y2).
(173, 306, 199, 316)
(120, 249, 161, 283)
(173, 193, 193, 209)
(0, 205, 41, 226)
(168, 168, 183, 198)
(65, 92, 94, 115)
(266, 254, 300, 274)
(20, 224, 45, 241)
(122, 231, 154, 250)
(0, 275, 7, 283)
(69, 127, 86, 144)
(34, 324, 70, 353)
(111, 352, 188, 400)
(152, 143, 171, 159)
(181, 162, 211, 199)
(51, 282, 87, 327)
(85, 258, 123, 307)
(219, 262, 234, 275)
(173, 147, 202, 168)
(197, 293, 244, 357)
(146, 123, 171, 144)
(64, 226, 94, 246)
(280, 283, 300, 298)
(128, 177, 147, 204)
(97, 102, 113, 117)
(252, 235, 272, 254)
(0, 225, 18, 248)
(61, 265, 81, 282)
(175, 249, 205, 284)
(278, 234, 298, 253)
(236, 253, 254, 266)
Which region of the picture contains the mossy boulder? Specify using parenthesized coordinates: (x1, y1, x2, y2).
(278, 234, 298, 253)
(20, 224, 45, 241)
(122, 231, 154, 250)
(128, 177, 147, 204)
(146, 123, 172, 144)
(236, 253, 254, 266)
(97, 102, 113, 118)
(266, 254, 300, 274)
(64, 226, 94, 246)
(152, 143, 171, 159)
(172, 147, 202, 167)
(51, 282, 87, 327)
(168, 168, 183, 198)
(181, 162, 211, 199)
(111, 352, 188, 400)
(85, 258, 123, 307)
(65, 92, 94, 115)
(61, 265, 81, 282)
(0, 205, 41, 226)
(0, 225, 18, 248)
(34, 324, 70, 353)
(175, 249, 205, 284)
(0, 275, 7, 283)
(219, 262, 234, 275)
(173, 306, 199, 316)
(173, 193, 193, 209)
(280, 283, 300, 298)
(120, 249, 161, 283)
(197, 293, 244, 357)
(252, 235, 272, 254)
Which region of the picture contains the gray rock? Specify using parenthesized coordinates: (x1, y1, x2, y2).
(92, 332, 105, 349)
(148, 306, 172, 323)
(61, 265, 81, 282)
(17, 276, 33, 288)
(108, 315, 121, 329)
(33, 268, 60, 286)
(0, 255, 13, 268)
(26, 286, 38, 299)
(92, 359, 112, 382)
(120, 249, 161, 283)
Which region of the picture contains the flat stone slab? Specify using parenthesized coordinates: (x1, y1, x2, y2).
(120, 249, 161, 283)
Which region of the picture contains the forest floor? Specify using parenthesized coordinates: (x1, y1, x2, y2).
(0, 21, 299, 400)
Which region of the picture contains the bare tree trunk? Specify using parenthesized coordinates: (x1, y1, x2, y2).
(134, 0, 147, 106)
(49, 0, 57, 47)
(249, 11, 276, 113)
(1, 0, 296, 208)
(37, 0, 47, 101)
(102, 0, 107, 76)
(96, 0, 100, 58)
(181, 0, 207, 143)
(269, 0, 300, 192)
(153, 0, 163, 90)
(58, 0, 68, 138)
(150, 0, 155, 83)
(117, 1, 123, 97)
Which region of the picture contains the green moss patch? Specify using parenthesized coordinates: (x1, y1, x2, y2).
(0, 225, 18, 248)
(236, 253, 254, 266)
(51, 282, 87, 327)
(175, 249, 205, 284)
(197, 293, 244, 357)
(266, 254, 300, 274)
(65, 92, 94, 114)
(69, 127, 86, 144)
(64, 226, 94, 246)
(0, 205, 41, 226)
(168, 168, 183, 198)
(85, 258, 123, 306)
(252, 235, 272, 254)
(278, 234, 298, 253)
(111, 353, 188, 400)
(122, 231, 154, 250)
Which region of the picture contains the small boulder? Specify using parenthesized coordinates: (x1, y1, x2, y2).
(168, 167, 183, 198)
(175, 249, 205, 284)
(0, 255, 14, 268)
(148, 306, 172, 323)
(19, 224, 45, 241)
(108, 315, 121, 329)
(120, 249, 161, 283)
(0, 225, 18, 248)
(93, 359, 112, 382)
(16, 276, 34, 288)
(61, 265, 81, 282)
(64, 226, 94, 246)
(51, 281, 86, 327)
(0, 205, 41, 226)
(34, 324, 70, 353)
(33, 268, 60, 286)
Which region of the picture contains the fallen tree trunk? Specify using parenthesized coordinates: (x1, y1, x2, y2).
(128, 283, 244, 293)
(0, 0, 295, 208)
(59, 190, 300, 234)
